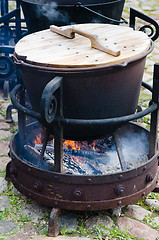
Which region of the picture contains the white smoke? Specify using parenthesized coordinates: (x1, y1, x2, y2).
(120, 131, 149, 168)
(39, 2, 70, 24)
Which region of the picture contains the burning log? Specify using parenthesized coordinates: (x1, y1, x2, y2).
(34, 144, 109, 175)
(23, 144, 89, 174)
(23, 145, 54, 172)
(35, 144, 109, 162)
(43, 145, 103, 175)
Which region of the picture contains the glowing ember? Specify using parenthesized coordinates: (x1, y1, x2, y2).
(63, 140, 81, 150)
(34, 136, 42, 144)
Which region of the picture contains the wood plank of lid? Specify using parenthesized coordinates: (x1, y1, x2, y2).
(15, 23, 152, 68)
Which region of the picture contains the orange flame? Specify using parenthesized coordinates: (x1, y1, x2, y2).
(34, 136, 42, 144)
(63, 140, 81, 150)
(34, 136, 97, 154)
(34, 136, 81, 150)
(92, 142, 96, 151)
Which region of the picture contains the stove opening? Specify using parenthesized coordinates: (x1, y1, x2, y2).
(21, 122, 149, 175)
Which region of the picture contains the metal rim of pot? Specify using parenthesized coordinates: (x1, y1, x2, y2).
(21, 0, 124, 7)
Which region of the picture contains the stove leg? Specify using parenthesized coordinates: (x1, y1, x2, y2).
(5, 161, 12, 181)
(150, 64, 159, 193)
(149, 63, 159, 159)
(47, 208, 61, 237)
(18, 87, 26, 149)
(6, 104, 15, 123)
(54, 125, 63, 172)
(3, 80, 9, 100)
(54, 77, 63, 173)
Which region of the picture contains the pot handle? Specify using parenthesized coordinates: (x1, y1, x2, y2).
(10, 77, 63, 124)
(10, 84, 41, 120)
(50, 25, 120, 57)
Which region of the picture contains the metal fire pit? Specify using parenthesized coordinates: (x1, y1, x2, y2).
(6, 63, 159, 236)
(7, 122, 159, 212)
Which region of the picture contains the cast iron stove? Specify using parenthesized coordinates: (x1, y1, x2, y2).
(4, 8, 159, 237)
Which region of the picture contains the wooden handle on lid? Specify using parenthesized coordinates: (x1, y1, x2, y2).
(50, 25, 120, 57)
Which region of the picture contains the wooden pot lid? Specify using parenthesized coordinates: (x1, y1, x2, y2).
(15, 23, 153, 68)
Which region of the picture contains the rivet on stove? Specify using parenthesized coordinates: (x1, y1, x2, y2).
(143, 166, 147, 171)
(142, 192, 145, 197)
(28, 168, 31, 172)
(72, 188, 84, 200)
(118, 201, 122, 205)
(87, 204, 91, 209)
(115, 185, 125, 195)
(33, 181, 43, 192)
(146, 173, 153, 183)
(55, 201, 58, 206)
(87, 178, 92, 183)
(119, 175, 123, 179)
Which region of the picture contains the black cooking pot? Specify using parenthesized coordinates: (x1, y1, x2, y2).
(20, 0, 125, 33)
(13, 23, 153, 140)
